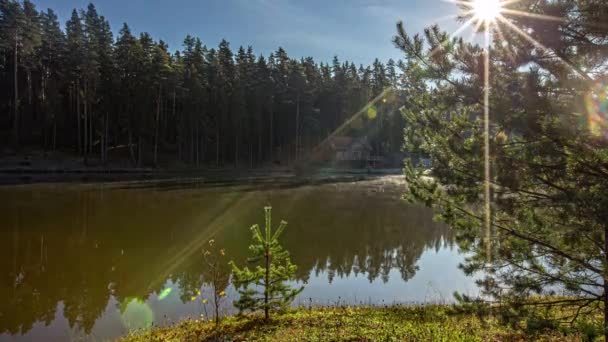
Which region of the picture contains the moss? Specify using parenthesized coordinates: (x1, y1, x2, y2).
(122, 305, 590, 341)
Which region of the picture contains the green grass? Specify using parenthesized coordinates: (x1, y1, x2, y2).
(122, 305, 596, 341)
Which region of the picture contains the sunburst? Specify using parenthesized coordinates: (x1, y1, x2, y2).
(470, 0, 503, 24)
(437, 0, 594, 262)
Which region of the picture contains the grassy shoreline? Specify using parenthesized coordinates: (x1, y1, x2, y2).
(122, 305, 596, 341)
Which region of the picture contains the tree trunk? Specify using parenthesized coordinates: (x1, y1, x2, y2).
(174, 90, 181, 162)
(100, 114, 104, 164)
(137, 135, 143, 167)
(52, 116, 57, 152)
(104, 112, 109, 164)
(88, 80, 93, 157)
(128, 128, 135, 165)
(89, 98, 93, 156)
(195, 121, 200, 167)
(258, 123, 262, 167)
(154, 84, 161, 167)
(83, 79, 88, 165)
(265, 245, 270, 322)
(214, 268, 220, 325)
(77, 80, 82, 155)
(190, 119, 194, 164)
(604, 224, 608, 341)
(295, 93, 300, 162)
(216, 123, 220, 168)
(235, 124, 239, 168)
(12, 35, 19, 148)
(269, 103, 274, 162)
(41, 72, 47, 150)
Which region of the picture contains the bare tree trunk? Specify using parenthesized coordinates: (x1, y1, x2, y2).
(154, 84, 161, 167)
(258, 123, 262, 167)
(42, 73, 47, 151)
(89, 101, 92, 156)
(12, 36, 19, 147)
(250, 141, 253, 169)
(100, 114, 104, 164)
(190, 119, 194, 164)
(269, 103, 274, 162)
(265, 245, 270, 321)
(83, 79, 88, 165)
(216, 123, 220, 168)
(235, 123, 239, 168)
(88, 81, 93, 157)
(104, 112, 109, 163)
(137, 135, 143, 167)
(174, 90, 181, 162)
(128, 127, 135, 165)
(68, 85, 73, 149)
(52, 116, 57, 152)
(214, 270, 220, 325)
(295, 93, 300, 162)
(604, 225, 608, 341)
(77, 79, 82, 155)
(195, 122, 200, 167)
(203, 127, 206, 165)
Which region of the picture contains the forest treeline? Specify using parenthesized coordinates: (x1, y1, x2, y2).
(0, 1, 406, 167)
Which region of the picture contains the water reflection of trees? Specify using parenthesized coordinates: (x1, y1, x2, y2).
(0, 179, 452, 336)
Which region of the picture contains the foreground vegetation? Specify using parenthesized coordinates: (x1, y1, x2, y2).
(123, 305, 602, 341)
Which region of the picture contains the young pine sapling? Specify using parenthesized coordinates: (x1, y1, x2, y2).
(230, 206, 303, 321)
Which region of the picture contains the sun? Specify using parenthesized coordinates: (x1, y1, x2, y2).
(471, 0, 503, 23)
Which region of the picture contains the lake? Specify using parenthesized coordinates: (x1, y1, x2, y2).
(0, 176, 479, 341)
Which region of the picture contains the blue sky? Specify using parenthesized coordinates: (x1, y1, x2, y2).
(37, 0, 462, 65)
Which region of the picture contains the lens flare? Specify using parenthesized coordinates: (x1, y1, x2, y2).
(158, 287, 173, 301)
(472, 0, 502, 23)
(586, 80, 608, 138)
(120, 298, 154, 331)
(367, 106, 378, 120)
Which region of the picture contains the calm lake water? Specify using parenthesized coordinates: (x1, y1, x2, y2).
(0, 176, 479, 341)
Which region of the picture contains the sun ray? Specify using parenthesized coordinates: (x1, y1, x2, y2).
(146, 192, 254, 290)
(501, 0, 522, 7)
(312, 87, 393, 155)
(431, 12, 463, 24)
(427, 17, 477, 59)
(469, 19, 484, 39)
(497, 16, 592, 81)
(483, 22, 492, 263)
(493, 20, 518, 67)
(440, 0, 471, 5)
(501, 9, 566, 23)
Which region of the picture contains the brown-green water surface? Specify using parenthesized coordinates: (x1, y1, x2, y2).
(0, 176, 478, 341)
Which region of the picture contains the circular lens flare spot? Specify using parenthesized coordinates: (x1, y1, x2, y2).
(158, 287, 173, 301)
(121, 298, 154, 331)
(367, 106, 378, 120)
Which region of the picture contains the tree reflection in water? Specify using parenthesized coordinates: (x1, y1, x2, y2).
(0, 177, 454, 337)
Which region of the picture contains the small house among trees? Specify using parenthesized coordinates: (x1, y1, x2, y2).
(329, 136, 372, 161)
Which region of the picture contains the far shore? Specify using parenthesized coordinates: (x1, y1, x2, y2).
(0, 164, 403, 186)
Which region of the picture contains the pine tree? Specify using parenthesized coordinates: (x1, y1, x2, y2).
(94, 16, 114, 163)
(0, 0, 40, 146)
(65, 9, 85, 154)
(393, 0, 608, 336)
(150, 40, 171, 166)
(0, 1, 403, 167)
(230, 206, 303, 321)
(113, 23, 138, 162)
(38, 8, 65, 150)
